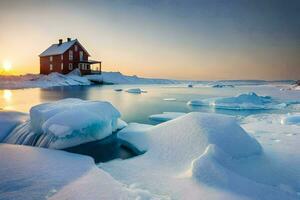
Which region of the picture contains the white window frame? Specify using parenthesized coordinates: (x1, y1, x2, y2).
(61, 55, 63, 60)
(79, 51, 83, 61)
(61, 63, 64, 70)
(68, 63, 73, 70)
(69, 50, 73, 61)
(75, 45, 78, 52)
(50, 64, 53, 71)
(50, 56, 53, 62)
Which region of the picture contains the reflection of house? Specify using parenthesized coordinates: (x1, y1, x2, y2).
(39, 38, 101, 75)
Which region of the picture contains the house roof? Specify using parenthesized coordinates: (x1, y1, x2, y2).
(39, 39, 90, 57)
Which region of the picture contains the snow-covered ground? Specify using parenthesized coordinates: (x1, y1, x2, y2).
(102, 112, 300, 200)
(0, 71, 90, 89)
(86, 72, 179, 85)
(0, 144, 166, 200)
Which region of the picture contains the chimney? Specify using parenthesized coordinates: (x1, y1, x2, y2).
(58, 39, 63, 45)
(67, 37, 71, 42)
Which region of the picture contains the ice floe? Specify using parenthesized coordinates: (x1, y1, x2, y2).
(149, 112, 186, 122)
(125, 88, 146, 94)
(188, 92, 286, 110)
(281, 115, 300, 125)
(212, 84, 234, 88)
(4, 98, 121, 149)
(163, 98, 176, 101)
(117, 123, 153, 153)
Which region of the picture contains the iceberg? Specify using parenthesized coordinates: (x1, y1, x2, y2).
(149, 112, 186, 122)
(4, 98, 121, 149)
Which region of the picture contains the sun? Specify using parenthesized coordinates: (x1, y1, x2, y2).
(2, 60, 12, 72)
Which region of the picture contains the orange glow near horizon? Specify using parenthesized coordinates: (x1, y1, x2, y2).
(0, 1, 299, 80)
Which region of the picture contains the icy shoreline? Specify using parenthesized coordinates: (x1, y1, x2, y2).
(0, 71, 180, 90)
(0, 70, 296, 90)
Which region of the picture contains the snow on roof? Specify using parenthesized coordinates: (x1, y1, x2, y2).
(39, 39, 90, 57)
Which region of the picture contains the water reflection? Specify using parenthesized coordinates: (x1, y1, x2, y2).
(3, 90, 12, 101)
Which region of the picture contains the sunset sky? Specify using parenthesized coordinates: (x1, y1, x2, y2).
(0, 0, 299, 80)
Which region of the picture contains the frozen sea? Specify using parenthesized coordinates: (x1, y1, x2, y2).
(1, 83, 299, 124)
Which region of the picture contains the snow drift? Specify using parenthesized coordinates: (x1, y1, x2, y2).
(4, 98, 121, 149)
(102, 112, 299, 199)
(0, 144, 166, 200)
(100, 113, 297, 200)
(129, 112, 262, 160)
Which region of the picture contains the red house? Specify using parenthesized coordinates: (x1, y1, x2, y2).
(39, 38, 101, 75)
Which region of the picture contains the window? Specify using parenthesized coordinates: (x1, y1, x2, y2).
(75, 45, 78, 52)
(49, 56, 53, 62)
(61, 55, 63, 60)
(79, 51, 83, 61)
(69, 50, 73, 61)
(50, 64, 53, 71)
(68, 63, 73, 70)
(61, 63, 64, 70)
